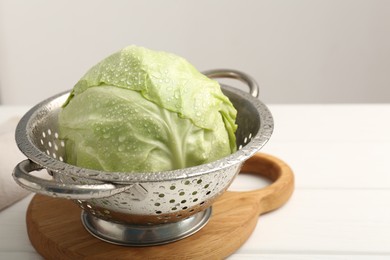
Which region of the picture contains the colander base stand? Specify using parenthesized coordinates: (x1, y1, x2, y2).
(81, 208, 212, 246)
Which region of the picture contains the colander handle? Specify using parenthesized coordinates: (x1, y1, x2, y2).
(13, 159, 133, 200)
(203, 69, 260, 98)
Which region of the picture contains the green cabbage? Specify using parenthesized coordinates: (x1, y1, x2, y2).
(58, 46, 237, 172)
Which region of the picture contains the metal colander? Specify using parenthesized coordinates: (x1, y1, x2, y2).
(13, 69, 273, 246)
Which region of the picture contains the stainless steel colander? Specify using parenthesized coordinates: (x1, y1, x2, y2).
(13, 69, 273, 246)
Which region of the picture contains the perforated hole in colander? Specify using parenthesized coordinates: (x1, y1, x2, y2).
(39, 129, 65, 162)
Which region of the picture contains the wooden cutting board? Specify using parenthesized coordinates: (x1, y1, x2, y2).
(26, 153, 294, 260)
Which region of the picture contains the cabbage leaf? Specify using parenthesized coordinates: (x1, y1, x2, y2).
(59, 46, 237, 172)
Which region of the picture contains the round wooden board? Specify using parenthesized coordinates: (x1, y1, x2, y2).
(26, 153, 294, 260)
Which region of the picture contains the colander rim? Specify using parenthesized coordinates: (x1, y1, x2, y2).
(15, 85, 273, 183)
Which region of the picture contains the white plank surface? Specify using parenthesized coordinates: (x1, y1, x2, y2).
(267, 105, 390, 142)
(0, 195, 40, 260)
(0, 104, 389, 259)
(238, 189, 390, 253)
(264, 141, 390, 188)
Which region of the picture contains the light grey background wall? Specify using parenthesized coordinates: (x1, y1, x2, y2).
(0, 0, 389, 105)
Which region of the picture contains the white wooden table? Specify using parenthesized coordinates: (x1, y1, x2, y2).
(0, 104, 389, 259)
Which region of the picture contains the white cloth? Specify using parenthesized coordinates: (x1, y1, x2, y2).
(0, 117, 30, 211)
